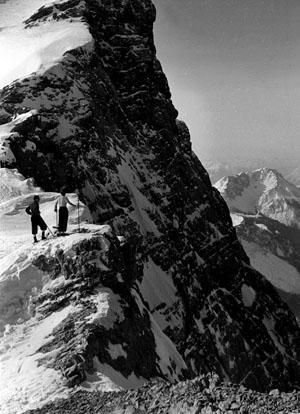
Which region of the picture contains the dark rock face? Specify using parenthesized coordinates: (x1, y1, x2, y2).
(2, 0, 300, 392)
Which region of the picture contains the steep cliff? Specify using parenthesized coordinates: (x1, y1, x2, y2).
(1, 0, 300, 403)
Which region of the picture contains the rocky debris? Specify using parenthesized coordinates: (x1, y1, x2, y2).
(23, 374, 300, 414)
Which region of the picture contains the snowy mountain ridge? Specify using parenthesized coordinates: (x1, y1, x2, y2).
(0, 168, 187, 413)
(215, 167, 300, 228)
(0, 0, 91, 89)
(2, 0, 300, 412)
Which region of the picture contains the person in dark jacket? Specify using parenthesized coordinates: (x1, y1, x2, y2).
(54, 189, 76, 235)
(26, 195, 47, 243)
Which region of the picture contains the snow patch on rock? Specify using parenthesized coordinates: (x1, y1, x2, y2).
(241, 240, 300, 294)
(241, 284, 256, 308)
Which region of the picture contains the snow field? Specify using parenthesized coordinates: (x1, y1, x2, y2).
(0, 0, 92, 89)
(241, 240, 300, 294)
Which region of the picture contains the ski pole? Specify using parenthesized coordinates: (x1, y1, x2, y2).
(76, 189, 80, 232)
(45, 221, 55, 237)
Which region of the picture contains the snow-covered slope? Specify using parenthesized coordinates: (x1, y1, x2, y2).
(0, 0, 91, 89)
(231, 213, 300, 320)
(216, 168, 300, 228)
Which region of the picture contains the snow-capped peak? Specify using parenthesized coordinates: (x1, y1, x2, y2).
(215, 167, 300, 228)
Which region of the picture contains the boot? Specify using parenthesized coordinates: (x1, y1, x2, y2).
(33, 236, 38, 243)
(42, 231, 46, 240)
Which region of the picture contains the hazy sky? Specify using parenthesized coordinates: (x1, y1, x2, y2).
(152, 0, 300, 167)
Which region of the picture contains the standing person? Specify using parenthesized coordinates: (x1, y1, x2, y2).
(25, 195, 47, 243)
(54, 188, 76, 235)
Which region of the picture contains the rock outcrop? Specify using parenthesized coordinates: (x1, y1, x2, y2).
(1, 0, 300, 396)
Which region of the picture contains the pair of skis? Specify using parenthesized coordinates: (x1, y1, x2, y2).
(33, 232, 70, 244)
(53, 226, 70, 237)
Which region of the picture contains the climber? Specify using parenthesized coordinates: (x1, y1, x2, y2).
(25, 195, 47, 243)
(54, 188, 76, 236)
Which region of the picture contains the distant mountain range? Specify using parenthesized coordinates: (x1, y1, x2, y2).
(203, 160, 299, 186)
(215, 167, 300, 229)
(215, 167, 300, 320)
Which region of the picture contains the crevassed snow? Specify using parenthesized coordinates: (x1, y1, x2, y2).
(241, 240, 300, 294)
(0, 0, 92, 89)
